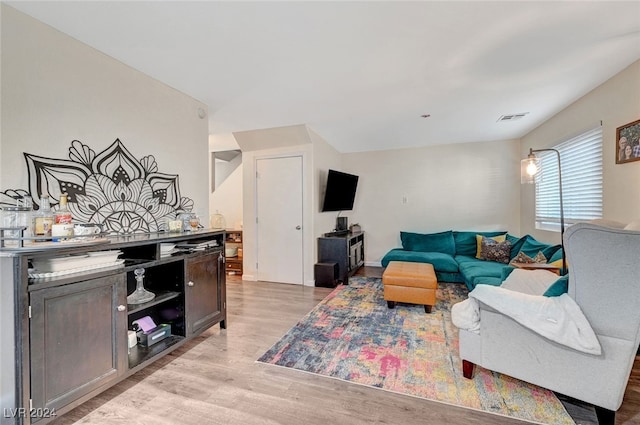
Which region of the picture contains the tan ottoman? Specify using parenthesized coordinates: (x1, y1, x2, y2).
(382, 261, 438, 313)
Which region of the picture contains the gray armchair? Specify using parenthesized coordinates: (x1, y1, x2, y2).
(459, 223, 640, 425)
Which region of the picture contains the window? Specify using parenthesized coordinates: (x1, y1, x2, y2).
(535, 126, 603, 232)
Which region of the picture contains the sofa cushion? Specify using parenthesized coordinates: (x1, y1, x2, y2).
(505, 234, 528, 259)
(548, 248, 563, 265)
(453, 231, 507, 257)
(543, 275, 569, 297)
(475, 234, 506, 258)
(381, 248, 459, 272)
(478, 237, 511, 263)
(471, 276, 503, 287)
(457, 257, 509, 278)
(456, 255, 512, 289)
(400, 230, 455, 255)
(547, 248, 568, 272)
(518, 236, 561, 260)
(501, 265, 516, 281)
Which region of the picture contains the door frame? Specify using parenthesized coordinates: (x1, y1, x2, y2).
(250, 150, 313, 285)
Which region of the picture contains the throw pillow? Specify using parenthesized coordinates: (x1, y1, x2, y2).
(624, 220, 640, 231)
(475, 234, 506, 259)
(511, 251, 534, 264)
(543, 275, 569, 297)
(510, 250, 547, 264)
(479, 237, 511, 264)
(453, 231, 507, 256)
(501, 268, 561, 295)
(547, 248, 567, 270)
(532, 251, 547, 263)
(400, 230, 456, 255)
(589, 218, 627, 229)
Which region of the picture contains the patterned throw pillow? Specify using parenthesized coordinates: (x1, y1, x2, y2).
(479, 237, 512, 264)
(475, 233, 506, 258)
(511, 251, 533, 264)
(532, 251, 547, 263)
(510, 251, 547, 264)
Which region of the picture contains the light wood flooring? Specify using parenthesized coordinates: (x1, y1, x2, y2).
(51, 267, 640, 425)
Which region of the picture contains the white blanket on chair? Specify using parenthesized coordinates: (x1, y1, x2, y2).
(452, 285, 601, 355)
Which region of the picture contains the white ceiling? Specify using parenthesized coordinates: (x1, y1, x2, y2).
(7, 1, 640, 153)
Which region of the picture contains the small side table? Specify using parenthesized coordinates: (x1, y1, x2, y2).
(511, 262, 561, 275)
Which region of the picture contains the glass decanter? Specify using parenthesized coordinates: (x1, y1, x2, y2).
(127, 268, 155, 304)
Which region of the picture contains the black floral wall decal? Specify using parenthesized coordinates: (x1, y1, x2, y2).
(1, 139, 194, 235)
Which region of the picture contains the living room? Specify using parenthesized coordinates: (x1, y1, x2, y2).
(2, 2, 640, 424)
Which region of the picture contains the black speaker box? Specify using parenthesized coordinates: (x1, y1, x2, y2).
(336, 217, 348, 231)
(315, 262, 339, 288)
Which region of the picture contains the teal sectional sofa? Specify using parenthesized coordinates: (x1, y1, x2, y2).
(381, 230, 563, 290)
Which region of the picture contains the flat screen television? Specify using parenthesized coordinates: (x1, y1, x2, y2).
(321, 169, 359, 212)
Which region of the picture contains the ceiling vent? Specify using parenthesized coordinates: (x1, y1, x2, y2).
(497, 112, 529, 122)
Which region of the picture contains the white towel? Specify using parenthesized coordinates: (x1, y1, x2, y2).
(451, 298, 480, 334)
(469, 285, 601, 355)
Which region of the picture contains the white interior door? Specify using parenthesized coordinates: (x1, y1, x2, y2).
(256, 156, 303, 284)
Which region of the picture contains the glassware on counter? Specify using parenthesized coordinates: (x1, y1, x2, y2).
(127, 268, 155, 304)
(32, 195, 54, 240)
(189, 215, 200, 231)
(1, 195, 33, 247)
(210, 210, 226, 229)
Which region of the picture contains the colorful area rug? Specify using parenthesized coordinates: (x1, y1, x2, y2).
(257, 276, 575, 425)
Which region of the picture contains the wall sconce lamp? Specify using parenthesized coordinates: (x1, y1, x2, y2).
(521, 148, 566, 274)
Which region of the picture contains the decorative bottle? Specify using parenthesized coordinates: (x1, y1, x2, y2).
(127, 268, 155, 304)
(32, 195, 54, 240)
(54, 193, 73, 224)
(210, 210, 226, 229)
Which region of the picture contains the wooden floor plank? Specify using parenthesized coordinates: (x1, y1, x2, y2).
(50, 268, 640, 424)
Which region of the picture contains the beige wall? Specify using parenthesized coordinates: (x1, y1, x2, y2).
(209, 133, 243, 230)
(310, 128, 343, 239)
(521, 60, 640, 244)
(342, 139, 521, 264)
(0, 5, 209, 414)
(211, 160, 243, 229)
(0, 5, 209, 216)
(236, 125, 340, 286)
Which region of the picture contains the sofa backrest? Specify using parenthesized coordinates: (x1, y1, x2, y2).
(453, 231, 506, 257)
(564, 223, 640, 342)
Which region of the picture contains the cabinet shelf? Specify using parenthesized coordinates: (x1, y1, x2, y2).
(127, 291, 181, 315)
(225, 230, 242, 276)
(128, 335, 184, 369)
(6, 229, 227, 424)
(317, 231, 364, 284)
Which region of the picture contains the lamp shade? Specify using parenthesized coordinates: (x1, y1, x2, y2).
(520, 156, 539, 184)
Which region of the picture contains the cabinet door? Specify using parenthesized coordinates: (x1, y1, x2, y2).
(185, 252, 225, 336)
(29, 274, 127, 416)
(318, 238, 349, 283)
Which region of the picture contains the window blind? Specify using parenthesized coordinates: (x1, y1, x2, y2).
(535, 126, 603, 231)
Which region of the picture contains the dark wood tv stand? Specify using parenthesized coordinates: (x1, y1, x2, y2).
(0, 230, 227, 424)
(317, 231, 365, 284)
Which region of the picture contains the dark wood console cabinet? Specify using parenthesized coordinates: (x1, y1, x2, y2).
(0, 230, 227, 425)
(317, 231, 365, 284)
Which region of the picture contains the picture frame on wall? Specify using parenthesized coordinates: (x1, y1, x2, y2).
(616, 118, 640, 164)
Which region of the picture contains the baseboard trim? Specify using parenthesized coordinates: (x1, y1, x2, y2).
(365, 261, 382, 267)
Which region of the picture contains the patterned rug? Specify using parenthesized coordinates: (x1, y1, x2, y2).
(257, 276, 575, 425)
